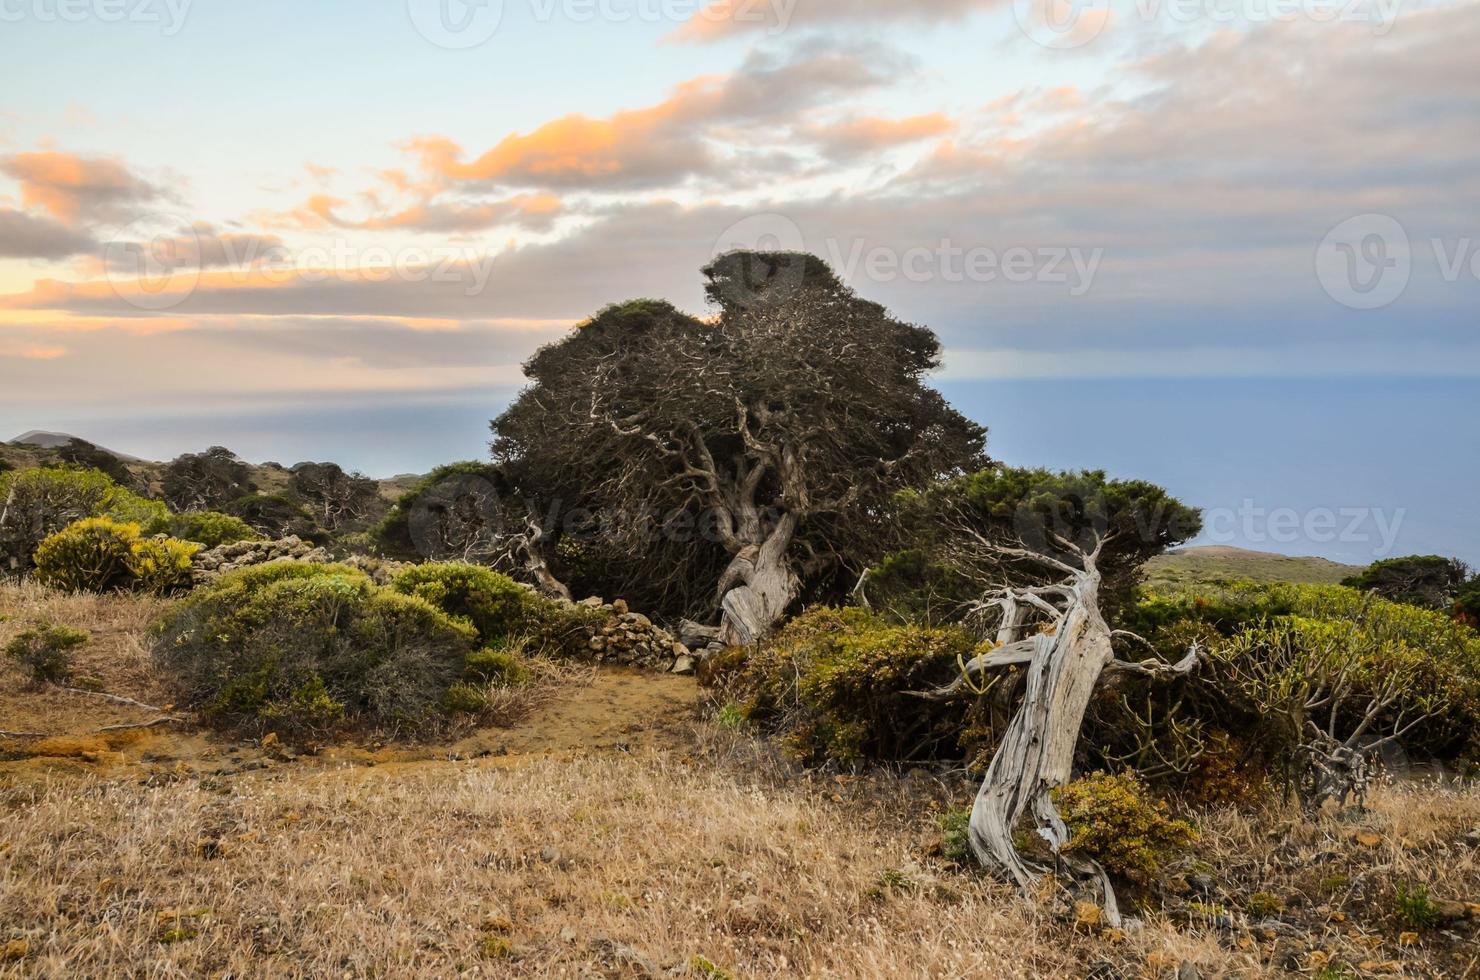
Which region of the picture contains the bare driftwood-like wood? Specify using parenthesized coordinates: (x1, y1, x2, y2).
(59, 687, 170, 713)
(922, 526, 1200, 925)
(95, 717, 182, 733)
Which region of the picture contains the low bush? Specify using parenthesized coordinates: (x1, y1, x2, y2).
(720, 606, 986, 766)
(0, 466, 169, 573)
(1127, 582, 1480, 771)
(1051, 772, 1197, 886)
(171, 511, 261, 549)
(33, 517, 139, 592)
(464, 646, 530, 686)
(32, 517, 200, 595)
(388, 562, 599, 657)
(131, 536, 201, 594)
(4, 621, 89, 685)
(152, 562, 484, 736)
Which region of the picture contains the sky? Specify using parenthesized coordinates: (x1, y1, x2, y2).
(0, 0, 1477, 565)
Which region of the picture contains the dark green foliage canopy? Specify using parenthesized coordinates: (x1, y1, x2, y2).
(1342, 554, 1472, 611)
(163, 446, 254, 512)
(491, 252, 986, 620)
(870, 467, 1202, 624)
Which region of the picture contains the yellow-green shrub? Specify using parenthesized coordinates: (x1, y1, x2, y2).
(724, 606, 984, 765)
(1131, 581, 1480, 765)
(33, 517, 140, 592)
(32, 517, 198, 595)
(129, 536, 201, 594)
(152, 562, 480, 736)
(1052, 772, 1197, 885)
(388, 562, 599, 656)
(0, 466, 169, 572)
(464, 646, 530, 686)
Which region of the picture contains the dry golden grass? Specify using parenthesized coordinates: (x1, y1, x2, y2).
(0, 746, 1253, 979)
(2, 580, 1477, 978)
(1, 580, 172, 736)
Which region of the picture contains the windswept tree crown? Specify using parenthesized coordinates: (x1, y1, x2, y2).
(491, 251, 986, 627)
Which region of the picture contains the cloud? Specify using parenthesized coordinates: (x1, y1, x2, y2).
(669, 0, 995, 43)
(0, 208, 96, 259)
(806, 113, 955, 159)
(93, 223, 287, 273)
(0, 151, 162, 223)
(403, 41, 908, 191)
(260, 191, 564, 233)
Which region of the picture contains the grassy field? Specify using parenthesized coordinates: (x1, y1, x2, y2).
(1144, 546, 1365, 591)
(3, 582, 1478, 977)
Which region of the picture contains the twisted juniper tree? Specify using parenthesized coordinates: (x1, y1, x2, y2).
(912, 469, 1201, 922)
(492, 251, 985, 640)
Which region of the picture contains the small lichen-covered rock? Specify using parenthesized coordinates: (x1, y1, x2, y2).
(189, 535, 332, 586)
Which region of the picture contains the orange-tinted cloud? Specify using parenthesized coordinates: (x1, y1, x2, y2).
(261, 191, 563, 234)
(404, 43, 904, 190)
(670, 0, 994, 43)
(808, 113, 955, 158)
(0, 151, 161, 223)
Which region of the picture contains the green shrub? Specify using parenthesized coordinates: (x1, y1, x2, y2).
(1051, 772, 1197, 886)
(171, 511, 261, 549)
(1394, 881, 1439, 930)
(1124, 582, 1480, 775)
(152, 562, 479, 736)
(372, 461, 502, 559)
(442, 682, 489, 714)
(388, 561, 598, 656)
(726, 606, 985, 765)
(259, 674, 345, 734)
(940, 807, 972, 863)
(0, 466, 169, 572)
(32, 517, 199, 595)
(389, 562, 533, 641)
(33, 517, 140, 592)
(4, 622, 89, 684)
(464, 646, 529, 686)
(129, 536, 201, 594)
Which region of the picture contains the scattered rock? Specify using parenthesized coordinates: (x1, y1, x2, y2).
(189, 536, 334, 586)
(1176, 961, 1200, 980)
(1430, 899, 1471, 922)
(539, 846, 561, 864)
(1270, 940, 1303, 971)
(580, 602, 693, 673)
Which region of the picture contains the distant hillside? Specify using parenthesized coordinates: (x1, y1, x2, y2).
(10, 430, 140, 461)
(1144, 545, 1365, 590)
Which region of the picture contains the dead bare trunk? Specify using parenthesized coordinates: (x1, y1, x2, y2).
(913, 524, 1204, 925)
(717, 512, 800, 646)
(964, 562, 1123, 920)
